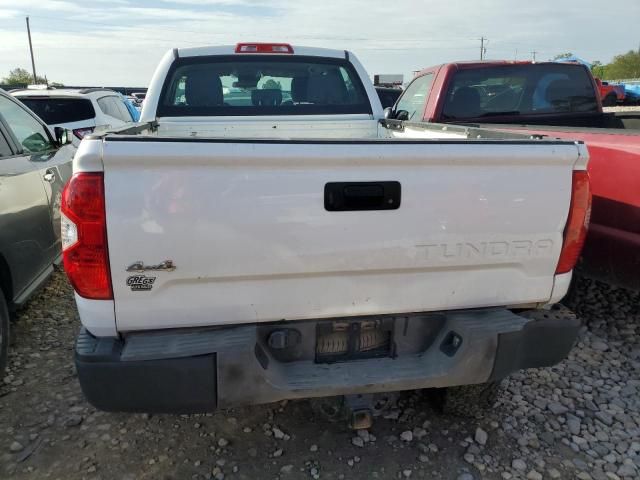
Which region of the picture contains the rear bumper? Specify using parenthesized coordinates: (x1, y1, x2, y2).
(75, 307, 579, 414)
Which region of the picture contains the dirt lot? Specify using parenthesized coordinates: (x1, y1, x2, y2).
(1, 271, 639, 480)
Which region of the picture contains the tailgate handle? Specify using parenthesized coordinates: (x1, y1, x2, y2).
(324, 181, 401, 211)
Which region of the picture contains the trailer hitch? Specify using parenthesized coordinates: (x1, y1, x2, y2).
(311, 392, 398, 429)
(344, 394, 374, 430)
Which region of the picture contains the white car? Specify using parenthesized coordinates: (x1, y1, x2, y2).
(11, 88, 135, 143)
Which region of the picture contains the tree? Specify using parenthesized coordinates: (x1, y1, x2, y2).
(590, 61, 608, 79)
(603, 50, 640, 80)
(3, 67, 49, 86)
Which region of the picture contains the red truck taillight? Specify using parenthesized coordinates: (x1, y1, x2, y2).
(556, 171, 591, 274)
(61, 172, 113, 300)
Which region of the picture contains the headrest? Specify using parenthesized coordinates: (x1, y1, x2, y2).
(545, 79, 574, 106)
(251, 89, 283, 106)
(446, 86, 481, 117)
(291, 77, 309, 102)
(307, 72, 347, 104)
(185, 71, 223, 107)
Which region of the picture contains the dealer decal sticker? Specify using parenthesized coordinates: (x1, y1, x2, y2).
(126, 275, 156, 291)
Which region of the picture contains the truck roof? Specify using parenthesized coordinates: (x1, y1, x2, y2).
(12, 88, 120, 98)
(177, 44, 348, 59)
(415, 60, 585, 76)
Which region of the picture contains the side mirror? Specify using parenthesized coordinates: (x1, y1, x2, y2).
(384, 107, 395, 119)
(395, 110, 410, 121)
(54, 127, 73, 146)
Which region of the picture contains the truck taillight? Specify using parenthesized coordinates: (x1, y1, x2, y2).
(235, 43, 294, 54)
(61, 173, 113, 300)
(556, 170, 591, 274)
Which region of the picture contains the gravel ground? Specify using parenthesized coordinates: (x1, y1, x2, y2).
(1, 271, 638, 480)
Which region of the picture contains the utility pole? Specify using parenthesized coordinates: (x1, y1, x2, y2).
(480, 37, 487, 60)
(531, 50, 538, 62)
(26, 16, 37, 84)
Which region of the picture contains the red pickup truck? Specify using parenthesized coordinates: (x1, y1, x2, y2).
(387, 61, 640, 290)
(595, 78, 625, 106)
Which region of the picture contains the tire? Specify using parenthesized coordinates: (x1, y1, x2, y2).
(0, 289, 8, 374)
(440, 381, 502, 417)
(602, 93, 617, 107)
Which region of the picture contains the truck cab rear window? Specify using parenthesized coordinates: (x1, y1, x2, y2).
(442, 63, 598, 120)
(158, 56, 371, 116)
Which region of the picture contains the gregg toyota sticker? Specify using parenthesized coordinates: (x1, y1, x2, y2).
(126, 275, 156, 291)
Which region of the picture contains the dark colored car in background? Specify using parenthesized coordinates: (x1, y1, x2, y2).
(386, 61, 640, 291)
(0, 90, 74, 371)
(375, 86, 402, 109)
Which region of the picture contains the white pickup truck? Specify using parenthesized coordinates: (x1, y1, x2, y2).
(63, 43, 590, 420)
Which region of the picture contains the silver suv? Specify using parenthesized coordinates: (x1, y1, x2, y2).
(0, 89, 74, 371)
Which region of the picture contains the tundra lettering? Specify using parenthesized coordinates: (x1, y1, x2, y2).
(416, 239, 555, 262)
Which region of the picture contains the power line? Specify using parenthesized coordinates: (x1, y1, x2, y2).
(15, 13, 472, 43)
(8, 13, 560, 65)
(16, 13, 229, 38)
(8, 13, 218, 47)
(11, 12, 503, 48)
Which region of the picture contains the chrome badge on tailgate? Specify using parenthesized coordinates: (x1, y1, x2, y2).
(126, 260, 176, 273)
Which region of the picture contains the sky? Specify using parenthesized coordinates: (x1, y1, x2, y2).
(0, 0, 638, 87)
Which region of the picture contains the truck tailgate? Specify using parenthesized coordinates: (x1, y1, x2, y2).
(102, 138, 581, 332)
